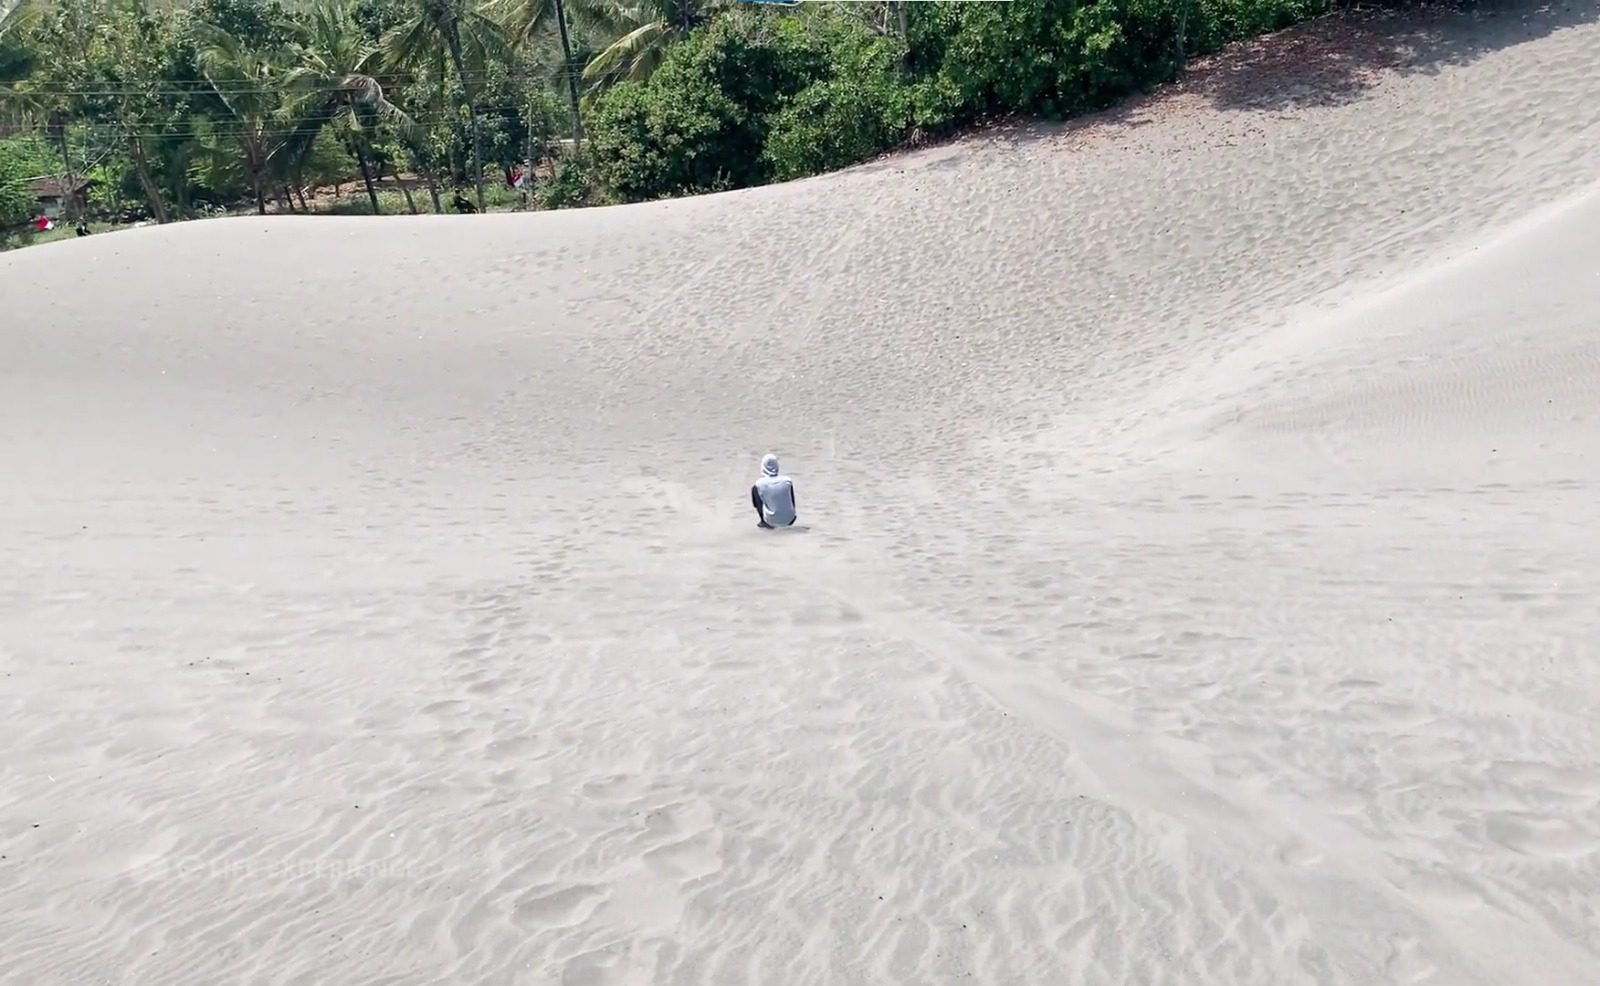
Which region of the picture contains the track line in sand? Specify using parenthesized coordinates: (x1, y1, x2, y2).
(779, 547, 1599, 986)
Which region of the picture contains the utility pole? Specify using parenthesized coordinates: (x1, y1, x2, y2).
(552, 0, 583, 147)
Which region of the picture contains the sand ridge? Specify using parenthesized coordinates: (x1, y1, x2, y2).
(3, 1, 1600, 984)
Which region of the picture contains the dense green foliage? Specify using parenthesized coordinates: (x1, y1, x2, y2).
(1, 0, 1349, 242)
(0, 0, 591, 232)
(0, 135, 53, 233)
(582, 0, 1342, 202)
(587, 11, 851, 199)
(763, 15, 911, 182)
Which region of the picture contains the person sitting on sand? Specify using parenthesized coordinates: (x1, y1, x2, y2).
(751, 454, 796, 529)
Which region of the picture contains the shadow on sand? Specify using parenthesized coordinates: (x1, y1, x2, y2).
(848, 0, 1597, 173)
(755, 523, 814, 535)
(1180, 0, 1599, 112)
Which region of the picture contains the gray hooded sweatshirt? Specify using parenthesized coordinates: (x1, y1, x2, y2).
(752, 454, 797, 527)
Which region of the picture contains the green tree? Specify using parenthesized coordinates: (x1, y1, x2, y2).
(587, 9, 827, 201)
(490, 0, 585, 145)
(7, 0, 96, 221)
(0, 135, 53, 235)
(1, 0, 38, 93)
(283, 0, 414, 214)
(762, 12, 910, 181)
(578, 0, 725, 92)
(379, 64, 454, 211)
(15, 0, 194, 223)
(585, 8, 915, 201)
(194, 19, 296, 214)
(381, 0, 508, 210)
(908, 0, 1184, 123)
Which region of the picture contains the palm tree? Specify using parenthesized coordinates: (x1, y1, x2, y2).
(578, 0, 720, 92)
(382, 0, 507, 211)
(283, 0, 417, 214)
(0, 0, 23, 33)
(195, 23, 292, 215)
(0, 0, 34, 58)
(488, 0, 583, 145)
(0, 0, 30, 59)
(4, 0, 95, 223)
(1, 0, 40, 123)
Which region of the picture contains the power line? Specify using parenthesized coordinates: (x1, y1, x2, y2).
(4, 102, 544, 134)
(10, 117, 532, 139)
(9, 68, 571, 97)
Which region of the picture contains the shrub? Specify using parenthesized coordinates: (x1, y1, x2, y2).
(588, 12, 794, 201)
(0, 137, 55, 231)
(911, 0, 1336, 126)
(590, 0, 1348, 200)
(587, 8, 896, 201)
(536, 156, 593, 210)
(762, 18, 912, 181)
(909, 0, 1182, 123)
(1196, 0, 1331, 51)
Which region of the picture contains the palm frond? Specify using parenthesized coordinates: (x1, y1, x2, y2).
(580, 18, 669, 85)
(463, 9, 512, 64)
(0, 0, 40, 46)
(485, 0, 547, 45)
(379, 17, 439, 72)
(367, 96, 422, 143)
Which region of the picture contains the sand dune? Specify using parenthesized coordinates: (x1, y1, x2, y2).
(3, 2, 1600, 984)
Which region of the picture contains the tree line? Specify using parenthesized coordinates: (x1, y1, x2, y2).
(2, 0, 1338, 239)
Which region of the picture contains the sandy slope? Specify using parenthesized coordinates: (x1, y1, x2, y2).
(3, 2, 1599, 984)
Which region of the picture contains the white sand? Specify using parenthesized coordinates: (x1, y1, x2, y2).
(4, 3, 1600, 983)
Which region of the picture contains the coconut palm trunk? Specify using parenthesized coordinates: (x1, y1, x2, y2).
(1175, 0, 1190, 69)
(355, 141, 382, 214)
(445, 28, 486, 210)
(552, 0, 582, 144)
(424, 169, 443, 212)
(129, 137, 170, 223)
(247, 138, 268, 215)
(47, 114, 78, 225)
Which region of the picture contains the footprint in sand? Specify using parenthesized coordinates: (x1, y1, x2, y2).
(1376, 934, 1440, 979)
(489, 767, 521, 787)
(1482, 812, 1598, 859)
(1276, 837, 1325, 868)
(1396, 868, 1484, 910)
(634, 801, 723, 883)
(1488, 760, 1600, 802)
(465, 676, 506, 697)
(483, 736, 537, 761)
(788, 601, 864, 628)
(1331, 678, 1382, 691)
(581, 774, 650, 805)
(1384, 935, 1439, 984)
(421, 699, 468, 718)
(1116, 650, 1167, 663)
(642, 835, 722, 883)
(559, 948, 652, 986)
(1344, 698, 1432, 730)
(509, 882, 605, 930)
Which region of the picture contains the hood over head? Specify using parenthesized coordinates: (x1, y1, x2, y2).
(761, 454, 780, 477)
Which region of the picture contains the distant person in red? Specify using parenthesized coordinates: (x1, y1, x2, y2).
(33, 215, 52, 232)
